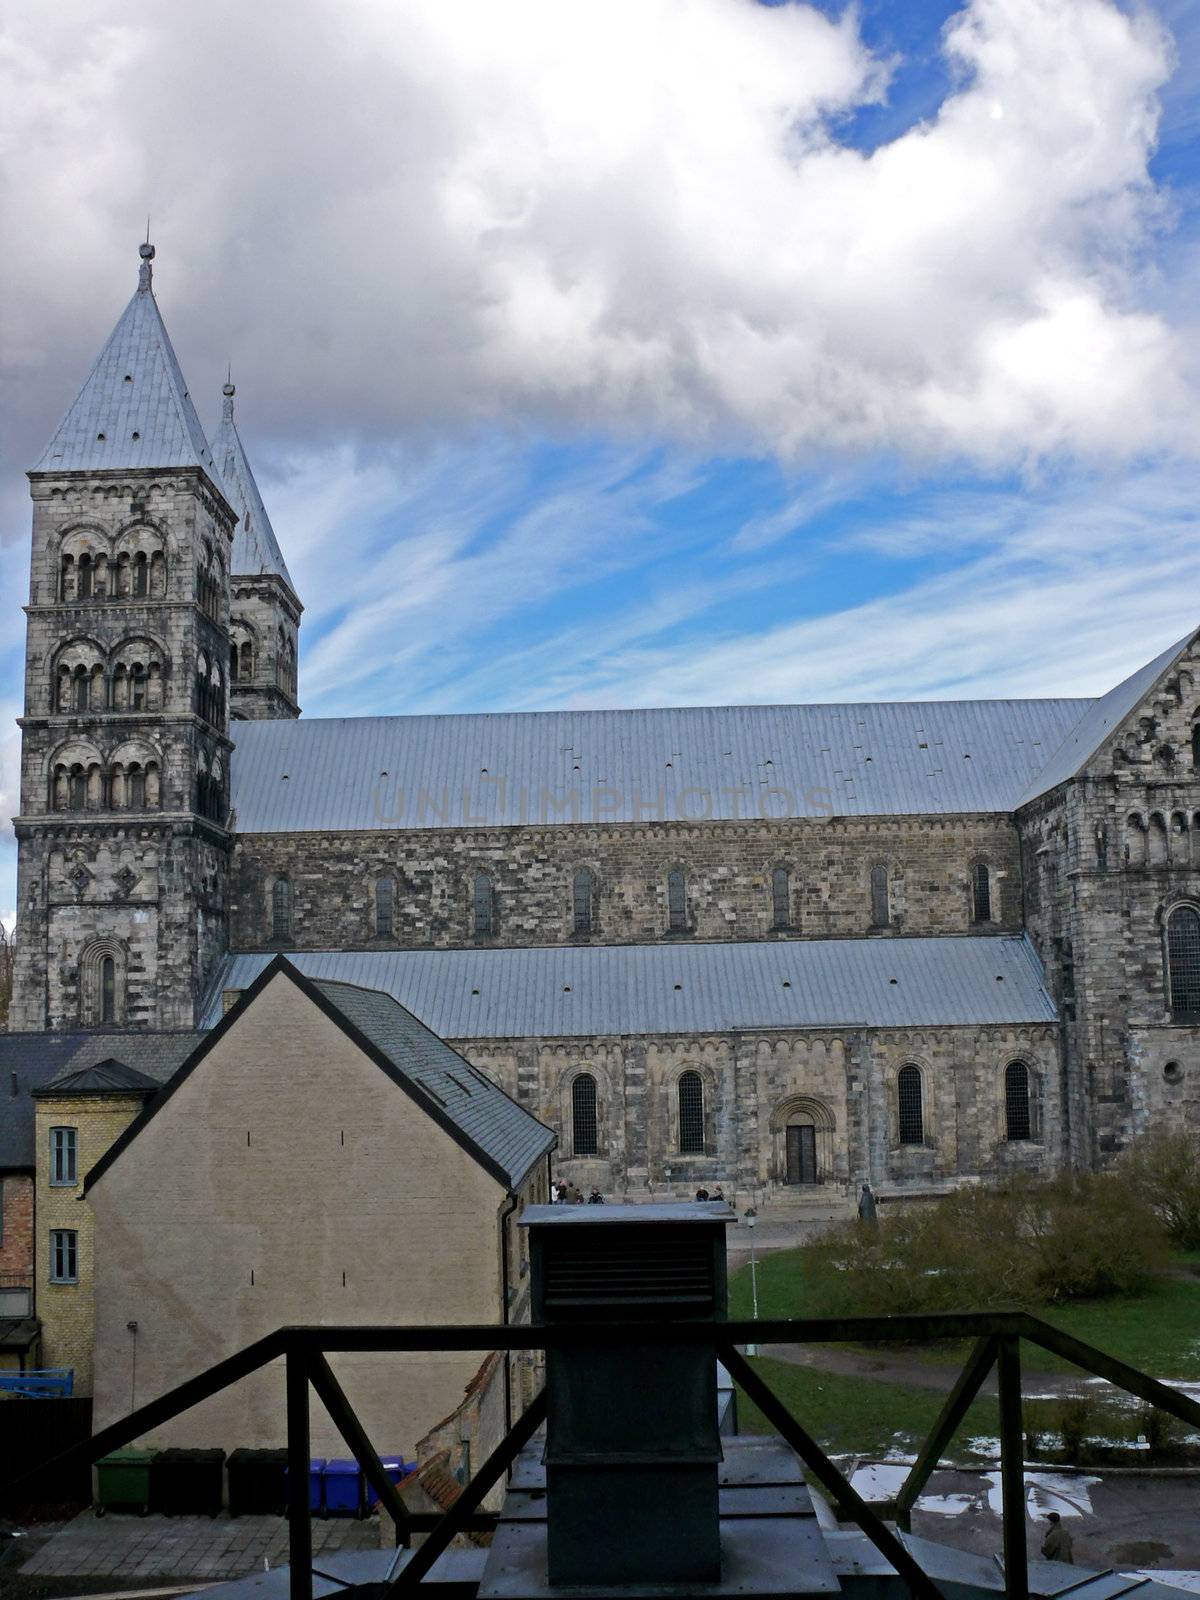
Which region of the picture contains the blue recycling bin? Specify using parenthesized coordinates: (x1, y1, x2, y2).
(366, 1457, 416, 1509)
(284, 1457, 326, 1513)
(322, 1458, 363, 1516)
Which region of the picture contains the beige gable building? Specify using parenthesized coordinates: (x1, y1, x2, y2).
(86, 959, 554, 1455)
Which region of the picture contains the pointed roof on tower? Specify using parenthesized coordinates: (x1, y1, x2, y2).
(209, 381, 297, 593)
(33, 242, 222, 480)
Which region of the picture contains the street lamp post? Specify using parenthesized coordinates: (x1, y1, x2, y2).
(744, 1208, 759, 1357)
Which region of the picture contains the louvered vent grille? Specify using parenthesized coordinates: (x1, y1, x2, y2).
(542, 1228, 714, 1313)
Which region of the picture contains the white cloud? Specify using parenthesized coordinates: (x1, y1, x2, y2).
(0, 0, 1188, 482)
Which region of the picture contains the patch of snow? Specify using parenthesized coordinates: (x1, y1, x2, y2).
(917, 1492, 980, 1517)
(982, 1470, 1099, 1518)
(1127, 1574, 1200, 1594)
(850, 1462, 911, 1499)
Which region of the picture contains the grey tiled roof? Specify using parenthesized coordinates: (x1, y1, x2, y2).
(205, 938, 1058, 1039)
(210, 386, 297, 592)
(310, 978, 554, 1187)
(33, 1056, 162, 1098)
(227, 699, 1091, 831)
(0, 1031, 200, 1170)
(32, 249, 221, 481)
(1016, 631, 1194, 808)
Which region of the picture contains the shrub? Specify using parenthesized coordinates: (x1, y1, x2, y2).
(1118, 1130, 1200, 1250)
(801, 1174, 1167, 1317)
(1057, 1397, 1095, 1463)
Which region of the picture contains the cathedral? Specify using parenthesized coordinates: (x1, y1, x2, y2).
(10, 244, 1200, 1207)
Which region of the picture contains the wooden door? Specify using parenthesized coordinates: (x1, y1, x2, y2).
(785, 1124, 817, 1185)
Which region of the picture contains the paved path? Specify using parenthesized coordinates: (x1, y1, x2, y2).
(765, 1339, 1107, 1401)
(16, 1510, 381, 1584)
(851, 1462, 1200, 1574)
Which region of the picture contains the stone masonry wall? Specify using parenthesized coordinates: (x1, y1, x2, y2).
(458, 1022, 1061, 1204)
(1018, 634, 1200, 1164)
(11, 467, 234, 1032)
(229, 813, 1023, 950)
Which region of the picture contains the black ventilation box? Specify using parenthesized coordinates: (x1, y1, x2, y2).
(522, 1202, 732, 1588)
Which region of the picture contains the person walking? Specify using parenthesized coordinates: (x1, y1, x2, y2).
(1041, 1513, 1074, 1563)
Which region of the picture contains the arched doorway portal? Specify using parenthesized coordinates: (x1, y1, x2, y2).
(770, 1096, 835, 1187)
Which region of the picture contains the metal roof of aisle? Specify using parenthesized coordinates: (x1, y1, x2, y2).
(204, 936, 1058, 1038)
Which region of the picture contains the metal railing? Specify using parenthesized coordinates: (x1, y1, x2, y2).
(3, 1312, 1199, 1600)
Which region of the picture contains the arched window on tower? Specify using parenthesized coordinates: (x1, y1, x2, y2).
(897, 1064, 924, 1145)
(677, 1071, 705, 1154)
(72, 667, 89, 712)
(870, 863, 890, 928)
(571, 1074, 598, 1156)
(573, 868, 593, 935)
(133, 552, 148, 597)
(667, 868, 687, 933)
(271, 878, 292, 943)
(77, 555, 93, 599)
(1167, 905, 1200, 1021)
(60, 554, 75, 600)
(375, 876, 395, 938)
(68, 764, 87, 810)
(772, 865, 791, 928)
(473, 873, 495, 938)
(1004, 1061, 1032, 1141)
(972, 863, 992, 923)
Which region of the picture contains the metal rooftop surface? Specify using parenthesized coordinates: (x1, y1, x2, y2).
(204, 936, 1058, 1037)
(227, 698, 1093, 831)
(210, 383, 298, 591)
(520, 1203, 735, 1226)
(32, 246, 222, 482)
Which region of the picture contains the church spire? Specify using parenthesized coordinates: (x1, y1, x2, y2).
(210, 380, 297, 594)
(32, 240, 222, 484)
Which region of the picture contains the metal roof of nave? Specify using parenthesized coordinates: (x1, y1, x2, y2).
(210, 381, 298, 591)
(227, 696, 1092, 829)
(32, 244, 221, 481)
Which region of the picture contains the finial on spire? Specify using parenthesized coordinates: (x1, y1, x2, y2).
(138, 234, 155, 292)
(222, 369, 236, 420)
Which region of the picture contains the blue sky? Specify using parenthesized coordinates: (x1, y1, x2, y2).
(1, 0, 1198, 928)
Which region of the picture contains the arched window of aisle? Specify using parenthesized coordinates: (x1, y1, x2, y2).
(677, 1070, 705, 1154)
(571, 1074, 598, 1156)
(1004, 1061, 1032, 1141)
(897, 1064, 923, 1145)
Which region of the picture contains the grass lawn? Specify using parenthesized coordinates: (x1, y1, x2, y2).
(735, 1356, 1001, 1458)
(735, 1357, 1154, 1459)
(728, 1249, 1200, 1379)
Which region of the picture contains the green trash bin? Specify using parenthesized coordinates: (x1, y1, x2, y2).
(96, 1448, 158, 1516)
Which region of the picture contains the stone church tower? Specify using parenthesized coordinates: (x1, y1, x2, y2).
(10, 243, 253, 1030)
(211, 381, 302, 721)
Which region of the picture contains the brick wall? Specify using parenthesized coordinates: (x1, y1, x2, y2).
(89, 974, 527, 1455)
(0, 1173, 34, 1283)
(34, 1094, 147, 1395)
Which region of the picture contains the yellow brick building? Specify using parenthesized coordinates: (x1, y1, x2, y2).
(33, 1061, 159, 1395)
